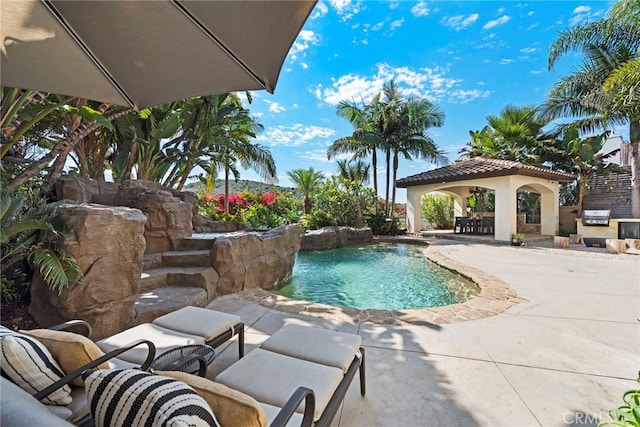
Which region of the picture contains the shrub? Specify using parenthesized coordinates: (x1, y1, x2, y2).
(311, 176, 376, 228)
(421, 193, 454, 229)
(0, 188, 83, 300)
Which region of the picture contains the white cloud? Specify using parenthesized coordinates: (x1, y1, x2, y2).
(300, 62, 309, 69)
(389, 18, 404, 31)
(411, 1, 430, 17)
(530, 69, 545, 75)
(265, 100, 286, 113)
(520, 47, 537, 54)
(311, 2, 328, 19)
(256, 124, 336, 147)
(573, 5, 591, 14)
(329, 0, 361, 20)
(483, 15, 510, 30)
(447, 89, 491, 104)
(442, 13, 479, 31)
(312, 63, 491, 106)
(289, 30, 320, 56)
(389, 2, 399, 10)
(372, 21, 385, 31)
(499, 58, 514, 65)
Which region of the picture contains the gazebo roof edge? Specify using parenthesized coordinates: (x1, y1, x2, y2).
(396, 157, 576, 188)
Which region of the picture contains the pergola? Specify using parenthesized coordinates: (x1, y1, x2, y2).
(396, 157, 576, 242)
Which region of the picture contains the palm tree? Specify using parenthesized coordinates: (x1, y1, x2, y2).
(543, 0, 640, 216)
(336, 159, 370, 185)
(379, 81, 447, 217)
(329, 97, 385, 211)
(286, 168, 324, 214)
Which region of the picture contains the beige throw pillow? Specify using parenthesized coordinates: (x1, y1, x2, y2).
(158, 371, 269, 427)
(22, 329, 109, 387)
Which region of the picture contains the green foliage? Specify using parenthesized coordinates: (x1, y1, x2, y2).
(301, 211, 337, 230)
(365, 212, 402, 235)
(311, 176, 377, 228)
(598, 377, 640, 427)
(421, 193, 454, 229)
(0, 188, 83, 300)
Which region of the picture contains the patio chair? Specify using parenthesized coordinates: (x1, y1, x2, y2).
(0, 323, 155, 426)
(95, 306, 245, 367)
(214, 324, 366, 427)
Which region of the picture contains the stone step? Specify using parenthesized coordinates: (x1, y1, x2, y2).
(140, 267, 215, 292)
(178, 237, 217, 251)
(161, 249, 211, 268)
(133, 287, 209, 325)
(143, 253, 163, 270)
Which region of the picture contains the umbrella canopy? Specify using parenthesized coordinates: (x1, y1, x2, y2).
(1, 0, 316, 109)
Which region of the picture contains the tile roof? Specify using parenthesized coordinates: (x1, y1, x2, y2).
(396, 157, 576, 187)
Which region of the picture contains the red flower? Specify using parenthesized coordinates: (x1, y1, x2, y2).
(261, 192, 277, 206)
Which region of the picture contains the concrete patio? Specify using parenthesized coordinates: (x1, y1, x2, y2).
(205, 239, 638, 427)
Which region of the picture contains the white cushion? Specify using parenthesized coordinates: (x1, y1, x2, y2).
(260, 402, 304, 427)
(152, 307, 241, 341)
(83, 369, 219, 427)
(0, 377, 73, 426)
(96, 323, 204, 364)
(260, 324, 361, 372)
(215, 349, 343, 422)
(0, 327, 72, 405)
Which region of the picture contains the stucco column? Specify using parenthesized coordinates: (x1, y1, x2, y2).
(452, 189, 468, 218)
(405, 188, 422, 233)
(540, 185, 559, 236)
(493, 178, 518, 241)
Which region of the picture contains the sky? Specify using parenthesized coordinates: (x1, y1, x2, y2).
(225, 0, 625, 203)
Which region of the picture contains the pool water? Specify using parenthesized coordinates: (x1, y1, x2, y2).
(275, 243, 479, 310)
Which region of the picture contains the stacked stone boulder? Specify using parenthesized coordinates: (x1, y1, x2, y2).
(30, 205, 146, 339)
(300, 226, 373, 251)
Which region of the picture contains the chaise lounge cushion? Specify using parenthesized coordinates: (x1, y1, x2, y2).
(215, 348, 343, 422)
(153, 306, 241, 342)
(96, 323, 204, 365)
(83, 369, 220, 427)
(159, 370, 269, 427)
(0, 377, 74, 427)
(22, 329, 109, 386)
(0, 327, 72, 405)
(260, 324, 362, 373)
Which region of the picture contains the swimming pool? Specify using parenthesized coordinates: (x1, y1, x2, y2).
(275, 242, 479, 310)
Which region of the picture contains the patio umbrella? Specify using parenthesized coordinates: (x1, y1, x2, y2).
(1, 0, 316, 110)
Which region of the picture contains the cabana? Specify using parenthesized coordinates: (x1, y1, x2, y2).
(397, 158, 575, 242)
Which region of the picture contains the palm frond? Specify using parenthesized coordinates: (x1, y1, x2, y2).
(30, 248, 83, 294)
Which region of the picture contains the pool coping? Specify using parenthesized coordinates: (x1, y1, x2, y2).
(235, 240, 526, 326)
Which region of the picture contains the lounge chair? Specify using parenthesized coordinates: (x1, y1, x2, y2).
(0, 323, 155, 426)
(95, 306, 245, 366)
(214, 324, 366, 427)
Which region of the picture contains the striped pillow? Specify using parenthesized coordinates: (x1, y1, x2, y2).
(83, 369, 220, 427)
(0, 326, 73, 405)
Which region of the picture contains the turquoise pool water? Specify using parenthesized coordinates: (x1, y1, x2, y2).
(275, 242, 479, 310)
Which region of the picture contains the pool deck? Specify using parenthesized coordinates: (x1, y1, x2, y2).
(205, 237, 639, 427)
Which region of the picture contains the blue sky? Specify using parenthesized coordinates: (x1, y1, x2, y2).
(229, 0, 622, 202)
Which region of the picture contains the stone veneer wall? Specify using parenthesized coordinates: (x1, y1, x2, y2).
(300, 226, 373, 250)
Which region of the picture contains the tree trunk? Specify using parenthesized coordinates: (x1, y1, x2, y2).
(303, 195, 311, 215)
(176, 164, 193, 191)
(372, 150, 378, 214)
(577, 174, 586, 215)
(9, 106, 131, 190)
(390, 152, 399, 218)
(630, 119, 640, 218)
(384, 149, 391, 216)
(224, 166, 230, 214)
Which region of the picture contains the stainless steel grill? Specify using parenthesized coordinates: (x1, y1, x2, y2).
(582, 210, 611, 226)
